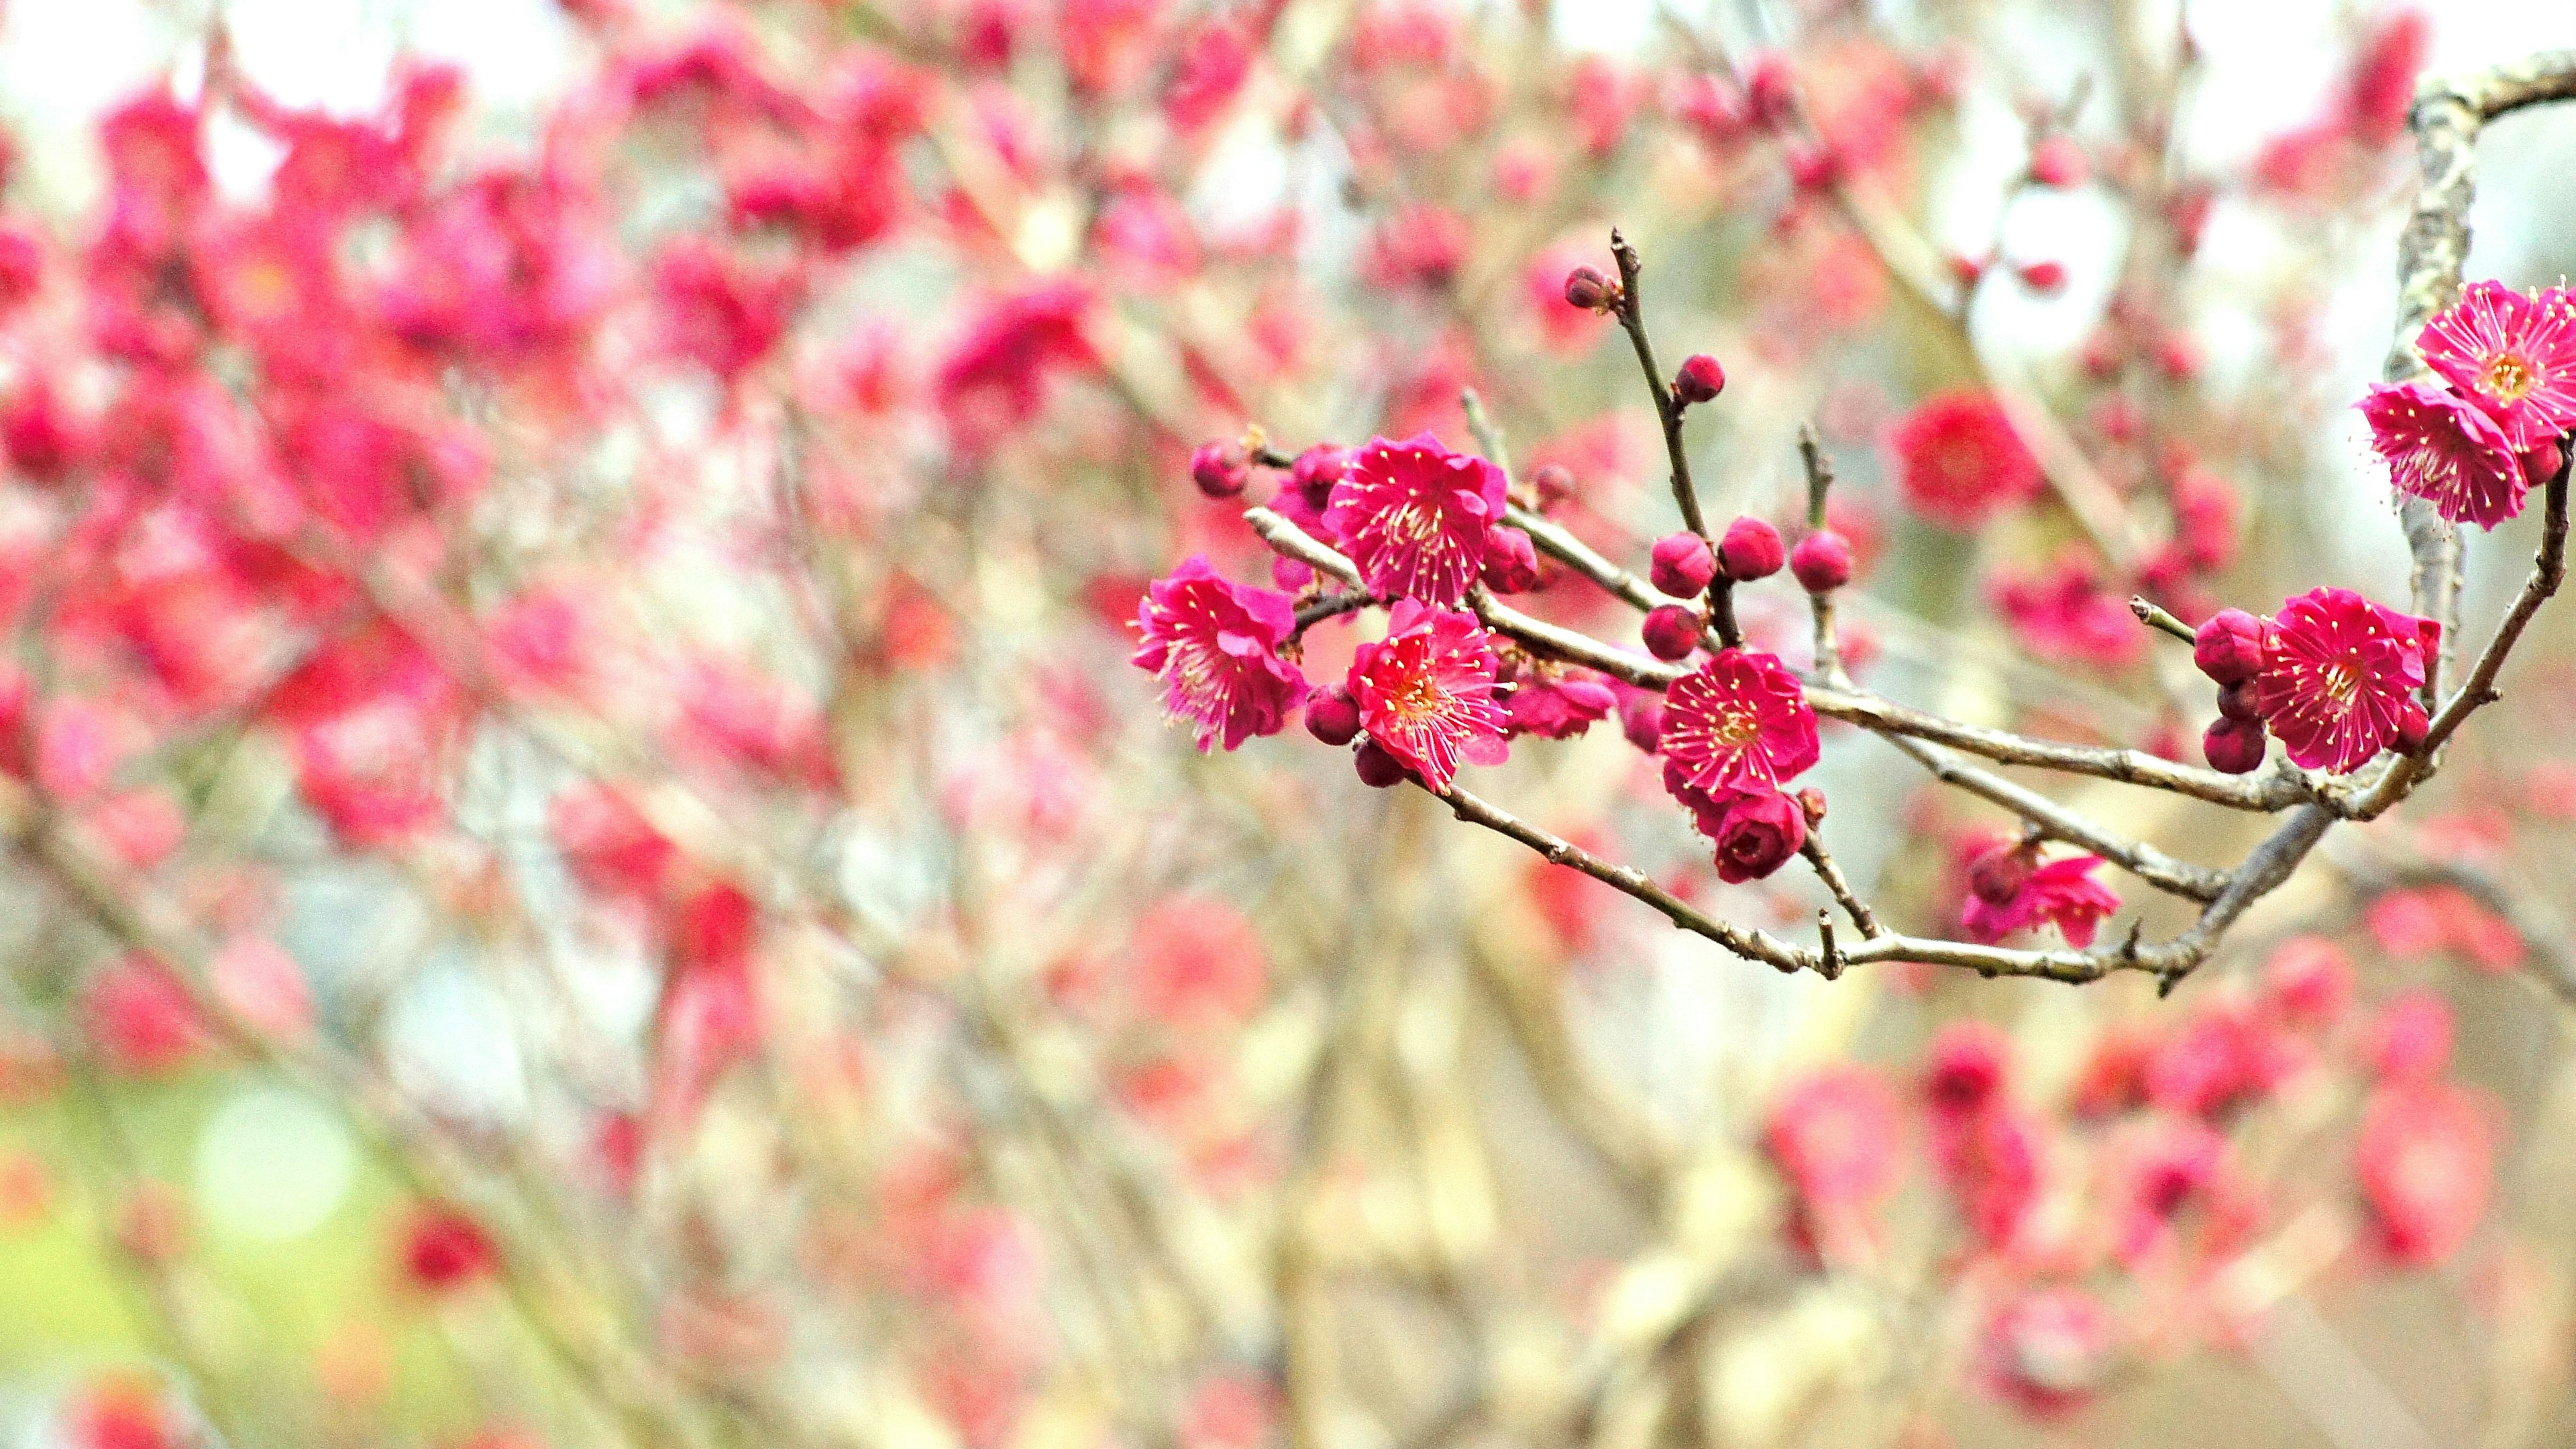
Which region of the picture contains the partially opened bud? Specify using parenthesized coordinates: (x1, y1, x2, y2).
(2192, 608, 2267, 685)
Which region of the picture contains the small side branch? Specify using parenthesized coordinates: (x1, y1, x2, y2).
(1607, 227, 1709, 541)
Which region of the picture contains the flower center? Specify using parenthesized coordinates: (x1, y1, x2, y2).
(2484, 352, 2536, 404)
(1705, 702, 1761, 747)
(2318, 657, 2361, 703)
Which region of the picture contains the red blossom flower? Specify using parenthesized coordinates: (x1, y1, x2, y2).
(1346, 600, 1510, 792)
(1322, 434, 1507, 606)
(1960, 853, 2118, 947)
(1658, 648, 1819, 792)
(2356, 1080, 2492, 1265)
(2249, 586, 2436, 773)
(2357, 379, 2528, 527)
(1990, 552, 2147, 669)
(1765, 1065, 1902, 1214)
(1131, 557, 1307, 752)
(2416, 279, 2576, 449)
(1886, 389, 2043, 529)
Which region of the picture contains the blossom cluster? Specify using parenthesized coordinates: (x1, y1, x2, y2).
(2362, 279, 2576, 527)
(1136, 401, 1869, 888)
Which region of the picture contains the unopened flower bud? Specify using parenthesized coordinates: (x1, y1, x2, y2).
(1291, 443, 1352, 508)
(1562, 265, 1616, 313)
(1481, 525, 1542, 593)
(2027, 135, 2088, 188)
(1649, 531, 1717, 597)
(1674, 353, 1726, 405)
(1190, 440, 1248, 498)
(2215, 678, 2261, 722)
(1353, 739, 1409, 788)
(2393, 700, 2431, 755)
(2193, 608, 2267, 685)
(1794, 786, 1827, 826)
(1306, 687, 1360, 745)
(1790, 529, 1854, 592)
(1717, 517, 1784, 581)
(2523, 439, 2565, 487)
(1966, 842, 2036, 906)
(1619, 694, 1664, 754)
(2203, 715, 2267, 774)
(1642, 604, 1703, 661)
(1529, 463, 1576, 510)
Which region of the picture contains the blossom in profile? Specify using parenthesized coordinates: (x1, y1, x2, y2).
(2249, 586, 2436, 773)
(1323, 434, 1507, 606)
(1658, 648, 1819, 792)
(2416, 278, 2576, 449)
(1886, 389, 2043, 529)
(2357, 379, 2527, 527)
(2355, 1079, 2492, 1264)
(1503, 667, 1617, 739)
(1961, 852, 2119, 947)
(1346, 601, 1509, 792)
(1131, 557, 1307, 752)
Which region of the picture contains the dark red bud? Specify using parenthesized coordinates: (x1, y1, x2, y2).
(1717, 517, 1784, 581)
(1790, 529, 1854, 592)
(1642, 604, 1703, 661)
(2523, 439, 2565, 486)
(2393, 701, 2431, 755)
(1966, 842, 2036, 906)
(1353, 739, 1409, 788)
(1619, 694, 1664, 754)
(1306, 687, 1361, 745)
(2203, 716, 2268, 774)
(1674, 353, 1726, 405)
(2214, 678, 2261, 723)
(1648, 531, 1717, 597)
(1190, 441, 1248, 498)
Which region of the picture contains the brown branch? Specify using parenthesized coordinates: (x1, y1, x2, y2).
(1799, 834, 1882, 938)
(1607, 227, 1709, 541)
(1880, 735, 2228, 902)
